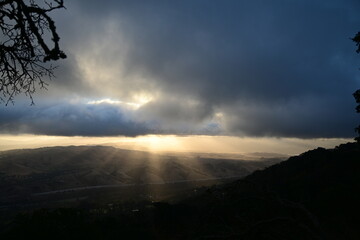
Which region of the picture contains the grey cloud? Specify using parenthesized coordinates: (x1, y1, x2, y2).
(135, 97, 216, 134)
(75, 0, 359, 100)
(46, 54, 96, 98)
(0, 102, 151, 136)
(1, 0, 360, 138)
(0, 100, 220, 136)
(223, 96, 358, 138)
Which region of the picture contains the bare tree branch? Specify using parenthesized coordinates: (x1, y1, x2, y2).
(0, 0, 66, 105)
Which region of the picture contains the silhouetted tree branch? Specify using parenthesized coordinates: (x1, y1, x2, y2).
(352, 32, 360, 142)
(0, 0, 66, 105)
(353, 89, 360, 142)
(352, 32, 360, 53)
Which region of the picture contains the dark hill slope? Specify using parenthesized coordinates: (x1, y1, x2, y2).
(1, 143, 359, 240)
(242, 142, 360, 239)
(182, 142, 360, 239)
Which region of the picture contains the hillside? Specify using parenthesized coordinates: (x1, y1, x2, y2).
(244, 142, 360, 239)
(1, 143, 359, 239)
(0, 146, 281, 207)
(181, 142, 360, 239)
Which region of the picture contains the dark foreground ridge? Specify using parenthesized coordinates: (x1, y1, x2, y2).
(1, 143, 359, 239)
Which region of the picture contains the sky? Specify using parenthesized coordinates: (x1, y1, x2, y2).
(1, 0, 360, 153)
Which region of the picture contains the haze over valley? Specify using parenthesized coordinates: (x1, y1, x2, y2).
(0, 145, 283, 210)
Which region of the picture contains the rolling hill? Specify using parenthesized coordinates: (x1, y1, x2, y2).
(0, 146, 282, 204)
(2, 143, 358, 239)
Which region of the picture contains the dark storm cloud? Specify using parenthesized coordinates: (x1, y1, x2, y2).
(0, 102, 151, 136)
(0, 101, 220, 136)
(75, 0, 360, 103)
(1, 0, 359, 137)
(223, 96, 358, 138)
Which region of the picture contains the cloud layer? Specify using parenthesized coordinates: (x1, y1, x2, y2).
(1, 0, 360, 138)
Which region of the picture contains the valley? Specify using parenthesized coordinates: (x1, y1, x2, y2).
(0, 145, 283, 212)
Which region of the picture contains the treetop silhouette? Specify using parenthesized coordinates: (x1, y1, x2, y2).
(353, 32, 360, 142)
(0, 0, 66, 104)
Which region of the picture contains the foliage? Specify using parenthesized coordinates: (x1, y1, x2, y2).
(0, 0, 66, 104)
(354, 89, 360, 142)
(352, 32, 360, 53)
(352, 32, 360, 142)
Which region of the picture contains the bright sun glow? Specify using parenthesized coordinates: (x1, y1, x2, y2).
(0, 134, 352, 156)
(87, 95, 152, 109)
(132, 93, 153, 106)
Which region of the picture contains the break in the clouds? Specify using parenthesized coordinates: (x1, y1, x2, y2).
(1, 0, 360, 138)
